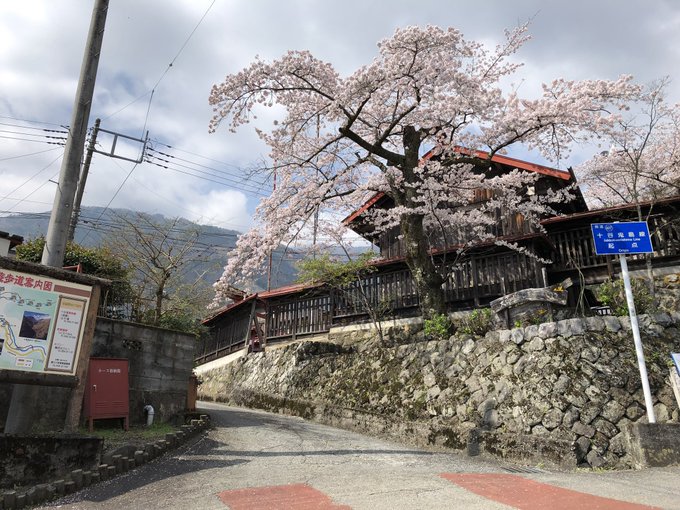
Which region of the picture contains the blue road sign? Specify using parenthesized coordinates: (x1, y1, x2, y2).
(672, 352, 680, 377)
(591, 222, 654, 255)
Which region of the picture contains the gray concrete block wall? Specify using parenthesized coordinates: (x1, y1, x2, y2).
(91, 318, 196, 425)
(0, 318, 196, 431)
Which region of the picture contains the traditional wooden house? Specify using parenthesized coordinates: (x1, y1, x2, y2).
(196, 152, 680, 365)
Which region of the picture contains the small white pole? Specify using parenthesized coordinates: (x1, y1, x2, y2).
(619, 254, 656, 423)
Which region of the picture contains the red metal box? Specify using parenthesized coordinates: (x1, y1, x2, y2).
(84, 357, 129, 431)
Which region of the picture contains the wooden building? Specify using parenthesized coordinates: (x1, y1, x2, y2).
(196, 152, 680, 365)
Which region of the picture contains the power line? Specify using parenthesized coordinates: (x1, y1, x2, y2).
(5, 171, 61, 213)
(0, 115, 67, 128)
(0, 122, 68, 134)
(0, 129, 68, 144)
(103, 155, 252, 230)
(128, 175, 253, 231)
(102, 0, 216, 125)
(79, 161, 140, 243)
(144, 152, 269, 196)
(143, 158, 267, 197)
(0, 147, 62, 162)
(0, 152, 63, 208)
(150, 138, 250, 174)
(146, 145, 269, 187)
(0, 134, 66, 146)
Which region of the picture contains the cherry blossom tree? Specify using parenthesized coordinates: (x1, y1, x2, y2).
(209, 24, 637, 317)
(578, 79, 680, 294)
(578, 78, 680, 208)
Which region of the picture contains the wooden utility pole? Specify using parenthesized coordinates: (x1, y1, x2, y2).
(42, 0, 109, 266)
(68, 118, 101, 242)
(4, 0, 109, 435)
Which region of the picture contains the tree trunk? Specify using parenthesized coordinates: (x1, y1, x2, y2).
(155, 282, 165, 325)
(393, 125, 447, 319)
(401, 213, 446, 318)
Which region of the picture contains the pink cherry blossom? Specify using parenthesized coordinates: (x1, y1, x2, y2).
(209, 24, 638, 313)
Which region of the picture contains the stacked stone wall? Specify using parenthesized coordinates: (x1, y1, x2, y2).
(199, 312, 680, 469)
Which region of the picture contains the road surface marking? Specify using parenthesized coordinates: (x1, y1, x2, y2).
(441, 473, 661, 510)
(218, 483, 350, 509)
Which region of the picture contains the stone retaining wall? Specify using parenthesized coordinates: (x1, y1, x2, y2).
(0, 435, 102, 490)
(199, 313, 680, 469)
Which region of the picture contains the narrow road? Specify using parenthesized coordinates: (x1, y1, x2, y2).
(42, 401, 680, 509)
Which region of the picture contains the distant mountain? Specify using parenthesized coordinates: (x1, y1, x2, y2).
(0, 207, 298, 291)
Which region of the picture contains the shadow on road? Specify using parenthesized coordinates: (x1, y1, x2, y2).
(43, 438, 248, 505)
(212, 447, 435, 458)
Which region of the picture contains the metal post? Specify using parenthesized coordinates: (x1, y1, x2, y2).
(619, 254, 656, 423)
(267, 167, 276, 291)
(42, 0, 109, 266)
(69, 118, 101, 242)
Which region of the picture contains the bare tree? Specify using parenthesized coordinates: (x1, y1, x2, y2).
(107, 213, 210, 327)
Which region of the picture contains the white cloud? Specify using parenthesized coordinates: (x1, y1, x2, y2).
(1, 0, 679, 232)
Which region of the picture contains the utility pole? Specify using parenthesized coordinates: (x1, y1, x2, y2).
(267, 167, 277, 291)
(41, 0, 109, 266)
(4, 0, 109, 436)
(68, 118, 101, 242)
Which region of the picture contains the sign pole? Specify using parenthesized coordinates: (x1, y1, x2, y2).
(619, 254, 656, 423)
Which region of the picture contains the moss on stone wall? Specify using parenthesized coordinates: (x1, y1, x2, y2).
(198, 312, 680, 469)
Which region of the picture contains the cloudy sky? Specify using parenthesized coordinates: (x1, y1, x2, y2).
(1, 0, 679, 234)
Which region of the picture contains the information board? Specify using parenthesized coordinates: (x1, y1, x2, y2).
(0, 269, 92, 376)
(591, 222, 654, 255)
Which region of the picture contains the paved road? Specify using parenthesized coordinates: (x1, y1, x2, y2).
(42, 401, 680, 509)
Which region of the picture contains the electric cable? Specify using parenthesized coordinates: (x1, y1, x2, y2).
(0, 147, 61, 162)
(0, 152, 64, 206)
(102, 0, 216, 125)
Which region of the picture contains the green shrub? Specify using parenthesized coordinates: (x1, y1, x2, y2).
(423, 313, 452, 340)
(595, 277, 655, 316)
(458, 308, 494, 336)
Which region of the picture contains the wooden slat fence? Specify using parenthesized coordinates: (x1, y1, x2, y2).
(195, 304, 252, 364)
(267, 294, 331, 340)
(264, 251, 540, 341)
(377, 210, 534, 259)
(199, 210, 680, 357)
(333, 268, 418, 318)
(549, 214, 680, 271)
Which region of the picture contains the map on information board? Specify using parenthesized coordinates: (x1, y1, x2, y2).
(0, 269, 91, 375)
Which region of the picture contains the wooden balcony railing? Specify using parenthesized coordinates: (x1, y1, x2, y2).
(378, 211, 533, 260)
(548, 215, 680, 271)
(195, 306, 252, 364)
(264, 250, 540, 341)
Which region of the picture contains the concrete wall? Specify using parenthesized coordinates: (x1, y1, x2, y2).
(91, 318, 196, 425)
(0, 318, 196, 431)
(625, 423, 680, 468)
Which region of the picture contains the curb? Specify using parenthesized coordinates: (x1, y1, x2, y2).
(0, 415, 211, 509)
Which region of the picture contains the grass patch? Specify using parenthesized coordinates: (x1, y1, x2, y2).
(81, 421, 177, 452)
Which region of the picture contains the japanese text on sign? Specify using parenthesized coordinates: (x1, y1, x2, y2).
(591, 222, 654, 255)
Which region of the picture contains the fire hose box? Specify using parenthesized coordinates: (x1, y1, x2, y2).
(84, 358, 129, 431)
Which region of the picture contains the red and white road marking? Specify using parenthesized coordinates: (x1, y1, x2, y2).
(218, 483, 350, 510)
(441, 473, 662, 510)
